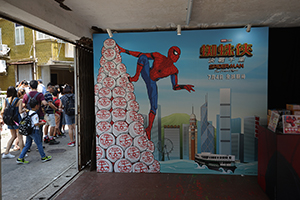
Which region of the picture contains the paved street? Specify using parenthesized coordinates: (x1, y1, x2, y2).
(1, 126, 77, 200)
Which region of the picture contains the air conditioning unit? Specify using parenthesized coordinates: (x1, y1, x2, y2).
(0, 44, 10, 55)
(0, 60, 6, 73)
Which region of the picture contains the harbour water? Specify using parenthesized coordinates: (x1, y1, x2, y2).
(160, 159, 258, 175)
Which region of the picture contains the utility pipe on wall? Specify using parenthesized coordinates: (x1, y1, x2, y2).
(32, 30, 37, 80)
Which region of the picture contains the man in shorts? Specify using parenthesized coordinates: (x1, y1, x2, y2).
(43, 82, 60, 145)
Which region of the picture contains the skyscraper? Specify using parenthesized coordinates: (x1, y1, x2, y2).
(182, 124, 189, 160)
(231, 118, 242, 160)
(231, 133, 240, 160)
(197, 120, 201, 153)
(151, 105, 161, 161)
(219, 88, 231, 155)
(231, 118, 241, 134)
(164, 126, 180, 160)
(244, 116, 258, 162)
(189, 106, 197, 160)
(200, 95, 215, 153)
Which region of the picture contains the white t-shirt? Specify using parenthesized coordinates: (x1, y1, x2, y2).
(28, 110, 39, 130)
(37, 84, 46, 95)
(24, 86, 30, 93)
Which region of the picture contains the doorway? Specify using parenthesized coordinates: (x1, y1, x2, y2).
(51, 67, 74, 87)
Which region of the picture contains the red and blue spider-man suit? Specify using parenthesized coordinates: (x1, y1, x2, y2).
(117, 44, 195, 140)
(285, 116, 296, 127)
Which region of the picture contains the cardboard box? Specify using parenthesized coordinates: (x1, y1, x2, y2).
(277, 109, 291, 115)
(286, 104, 300, 111)
(268, 109, 278, 116)
(292, 110, 300, 115)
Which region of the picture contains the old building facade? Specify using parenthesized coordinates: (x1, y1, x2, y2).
(0, 18, 74, 91)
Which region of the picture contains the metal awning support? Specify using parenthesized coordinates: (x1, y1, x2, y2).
(186, 0, 193, 25)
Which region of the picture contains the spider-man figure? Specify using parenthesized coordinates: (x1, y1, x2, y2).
(117, 44, 195, 140)
(285, 116, 296, 127)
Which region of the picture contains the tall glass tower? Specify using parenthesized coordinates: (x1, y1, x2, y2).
(151, 105, 162, 161)
(182, 124, 190, 160)
(244, 116, 256, 162)
(200, 95, 215, 153)
(219, 88, 231, 155)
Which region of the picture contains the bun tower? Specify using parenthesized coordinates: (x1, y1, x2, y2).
(94, 39, 160, 173)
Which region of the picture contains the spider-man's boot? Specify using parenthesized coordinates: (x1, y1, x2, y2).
(129, 63, 143, 82)
(145, 111, 156, 140)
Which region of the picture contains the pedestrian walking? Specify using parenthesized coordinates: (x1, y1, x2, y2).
(16, 98, 52, 164)
(22, 80, 47, 145)
(0, 86, 23, 158)
(43, 83, 60, 145)
(59, 85, 75, 146)
(37, 79, 46, 95)
(52, 89, 63, 137)
(13, 89, 27, 151)
(59, 86, 66, 134)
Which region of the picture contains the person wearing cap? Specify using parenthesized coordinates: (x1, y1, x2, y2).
(37, 79, 46, 95)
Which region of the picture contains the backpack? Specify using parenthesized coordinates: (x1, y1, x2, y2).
(19, 112, 37, 136)
(3, 98, 19, 126)
(53, 99, 59, 105)
(26, 92, 40, 110)
(65, 95, 75, 116)
(53, 99, 59, 113)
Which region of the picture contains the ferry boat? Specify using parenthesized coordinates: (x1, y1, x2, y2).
(195, 152, 237, 173)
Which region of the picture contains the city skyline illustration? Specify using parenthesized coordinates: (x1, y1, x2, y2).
(148, 89, 258, 163)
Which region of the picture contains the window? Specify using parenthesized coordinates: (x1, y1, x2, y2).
(15, 24, 25, 45)
(65, 43, 74, 58)
(18, 64, 33, 81)
(36, 31, 51, 40)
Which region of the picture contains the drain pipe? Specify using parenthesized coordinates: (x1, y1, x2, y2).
(32, 30, 37, 80)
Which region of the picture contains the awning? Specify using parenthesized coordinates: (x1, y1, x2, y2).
(8, 60, 34, 65)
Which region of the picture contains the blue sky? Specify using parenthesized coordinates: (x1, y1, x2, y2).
(93, 27, 268, 131)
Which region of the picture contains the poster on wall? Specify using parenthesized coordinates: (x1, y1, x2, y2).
(93, 27, 269, 175)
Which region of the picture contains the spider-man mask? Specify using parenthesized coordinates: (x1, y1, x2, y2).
(168, 46, 181, 63)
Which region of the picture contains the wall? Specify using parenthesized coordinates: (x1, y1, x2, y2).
(2, 22, 33, 61)
(268, 27, 300, 109)
(0, 65, 15, 90)
(36, 39, 53, 65)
